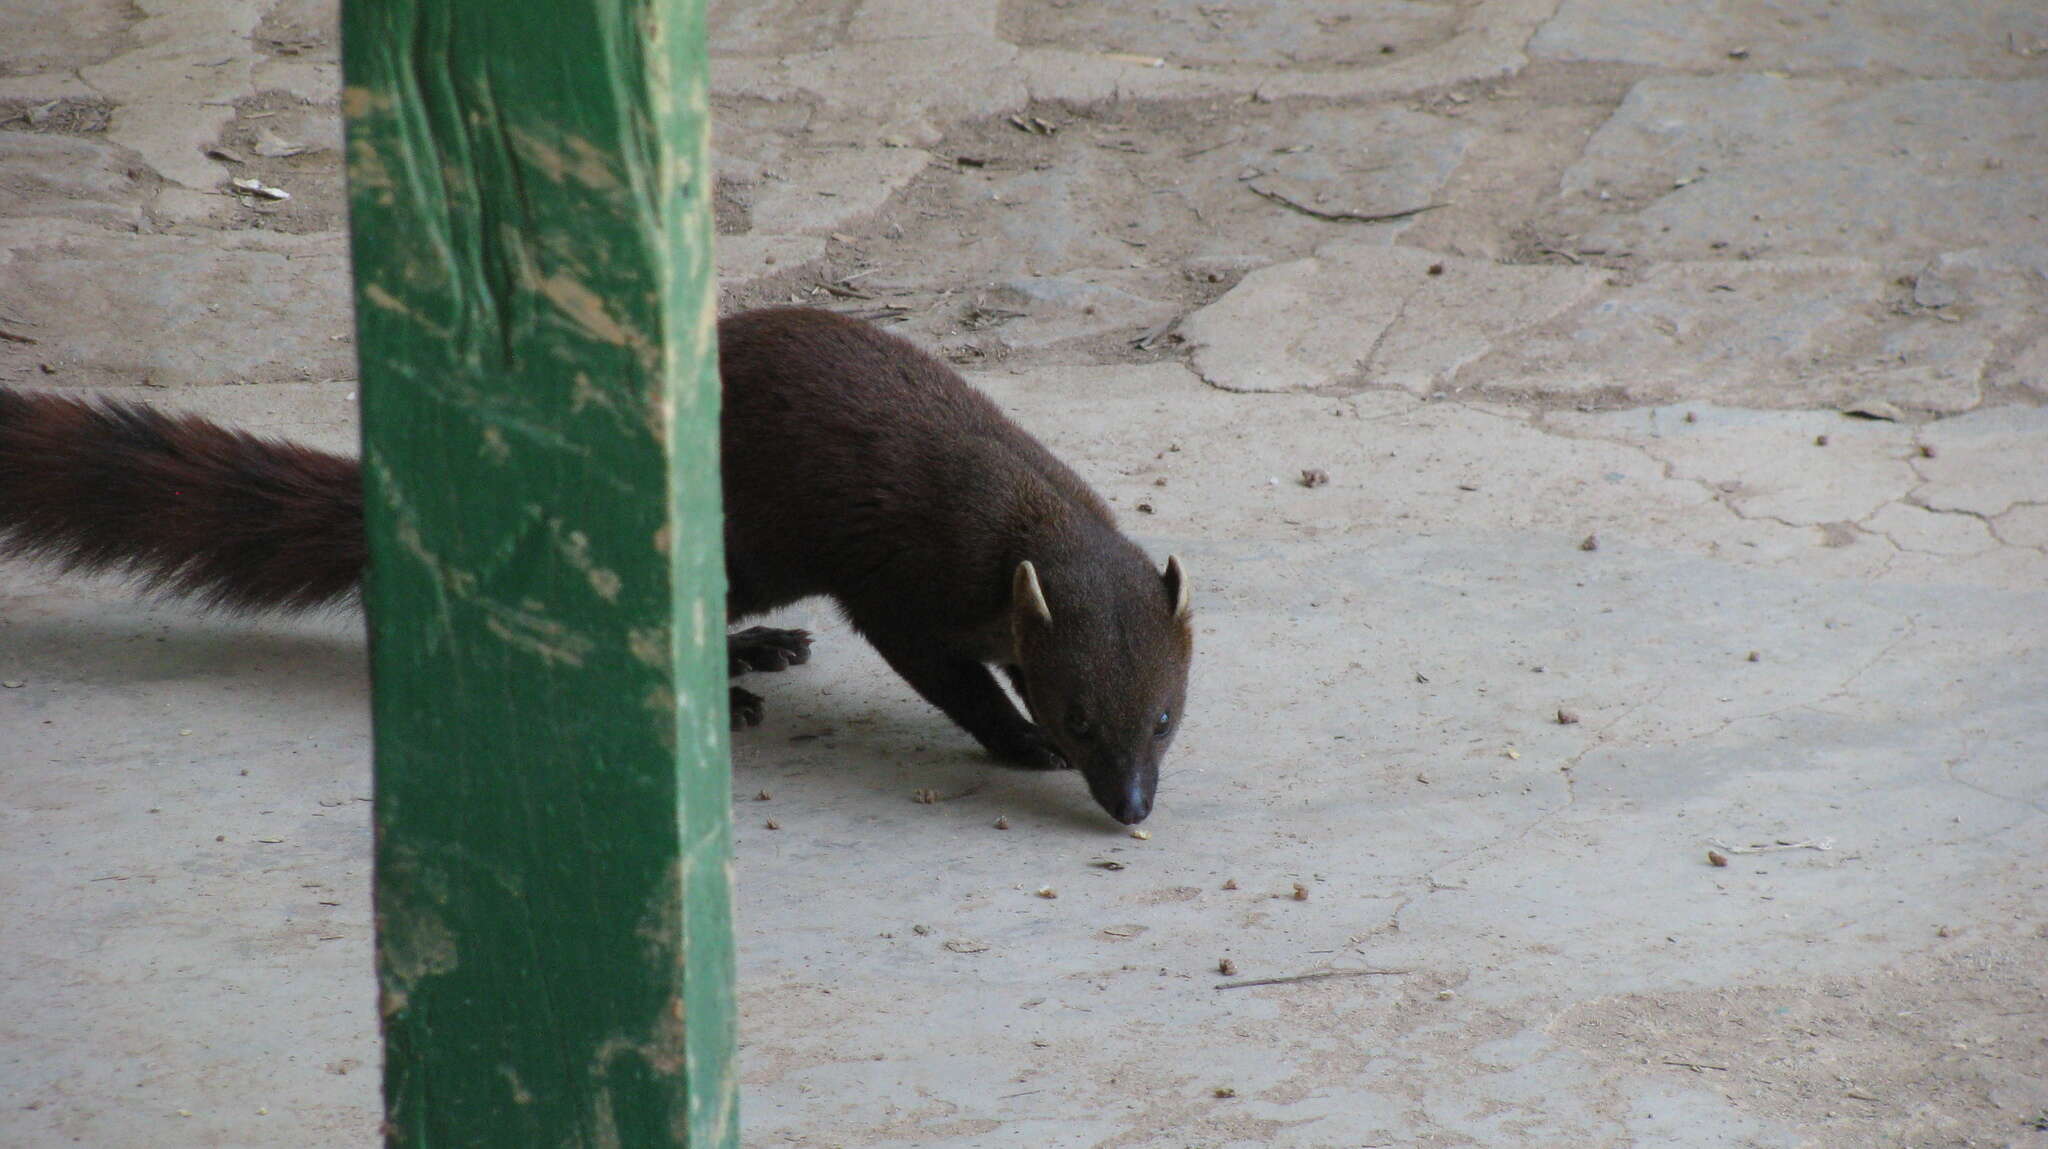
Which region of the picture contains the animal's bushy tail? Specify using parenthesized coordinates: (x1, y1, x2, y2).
(0, 389, 364, 611)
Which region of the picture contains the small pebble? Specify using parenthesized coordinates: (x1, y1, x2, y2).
(1814, 434, 1829, 446)
(1746, 650, 1761, 662)
(1579, 534, 1599, 552)
(1218, 957, 1238, 975)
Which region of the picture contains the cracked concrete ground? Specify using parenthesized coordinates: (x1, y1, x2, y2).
(3, 1, 2046, 1147)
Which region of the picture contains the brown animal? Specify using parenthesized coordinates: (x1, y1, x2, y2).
(0, 308, 1191, 824)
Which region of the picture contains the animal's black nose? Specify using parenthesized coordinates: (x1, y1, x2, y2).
(1111, 784, 1152, 825)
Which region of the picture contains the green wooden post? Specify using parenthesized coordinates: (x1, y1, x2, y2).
(340, 1, 734, 1145)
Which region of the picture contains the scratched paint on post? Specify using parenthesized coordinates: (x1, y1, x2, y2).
(342, 0, 734, 1145)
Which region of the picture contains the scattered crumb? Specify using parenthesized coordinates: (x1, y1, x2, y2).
(1291, 882, 1309, 901)
(1707, 849, 1729, 867)
(1136, 501, 1155, 513)
(913, 788, 939, 804)
(1918, 444, 1937, 458)
(1218, 957, 1239, 975)
(1213, 1086, 1238, 1099)
(1579, 534, 1599, 552)
(1131, 829, 1151, 840)
(1683, 410, 1698, 423)
(1814, 434, 1830, 446)
(755, 790, 772, 801)
(1556, 708, 1580, 725)
(1036, 887, 1058, 899)
(1436, 989, 1456, 1001)
(994, 815, 1011, 830)
(1504, 748, 1521, 760)
(1426, 263, 1445, 276)
(1221, 878, 1239, 890)
(764, 819, 781, 830)
(912, 924, 932, 935)
(1298, 467, 1329, 488)
(1746, 650, 1761, 662)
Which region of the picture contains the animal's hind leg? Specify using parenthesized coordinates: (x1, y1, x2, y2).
(730, 686, 765, 729)
(728, 626, 812, 675)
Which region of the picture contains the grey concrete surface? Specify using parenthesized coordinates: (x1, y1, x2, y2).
(3, 2, 2046, 1147)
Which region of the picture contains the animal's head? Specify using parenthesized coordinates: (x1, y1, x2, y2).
(1009, 554, 1192, 825)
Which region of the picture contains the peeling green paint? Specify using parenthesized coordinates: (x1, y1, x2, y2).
(344, 0, 733, 1145)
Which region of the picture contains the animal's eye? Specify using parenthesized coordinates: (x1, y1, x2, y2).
(1152, 710, 1172, 738)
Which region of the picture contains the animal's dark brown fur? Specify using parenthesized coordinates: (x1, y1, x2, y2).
(0, 389, 364, 611)
(0, 308, 1192, 823)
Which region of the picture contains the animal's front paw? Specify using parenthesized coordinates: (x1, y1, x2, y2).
(987, 724, 1069, 771)
(729, 686, 765, 729)
(728, 626, 812, 675)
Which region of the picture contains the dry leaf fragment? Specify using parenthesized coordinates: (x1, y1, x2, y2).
(1843, 400, 1903, 421)
(229, 176, 290, 200)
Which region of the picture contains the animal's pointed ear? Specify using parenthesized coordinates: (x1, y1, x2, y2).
(1163, 554, 1191, 621)
(1013, 560, 1053, 629)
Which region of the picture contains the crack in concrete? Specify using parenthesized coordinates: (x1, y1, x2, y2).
(1940, 736, 2048, 825)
